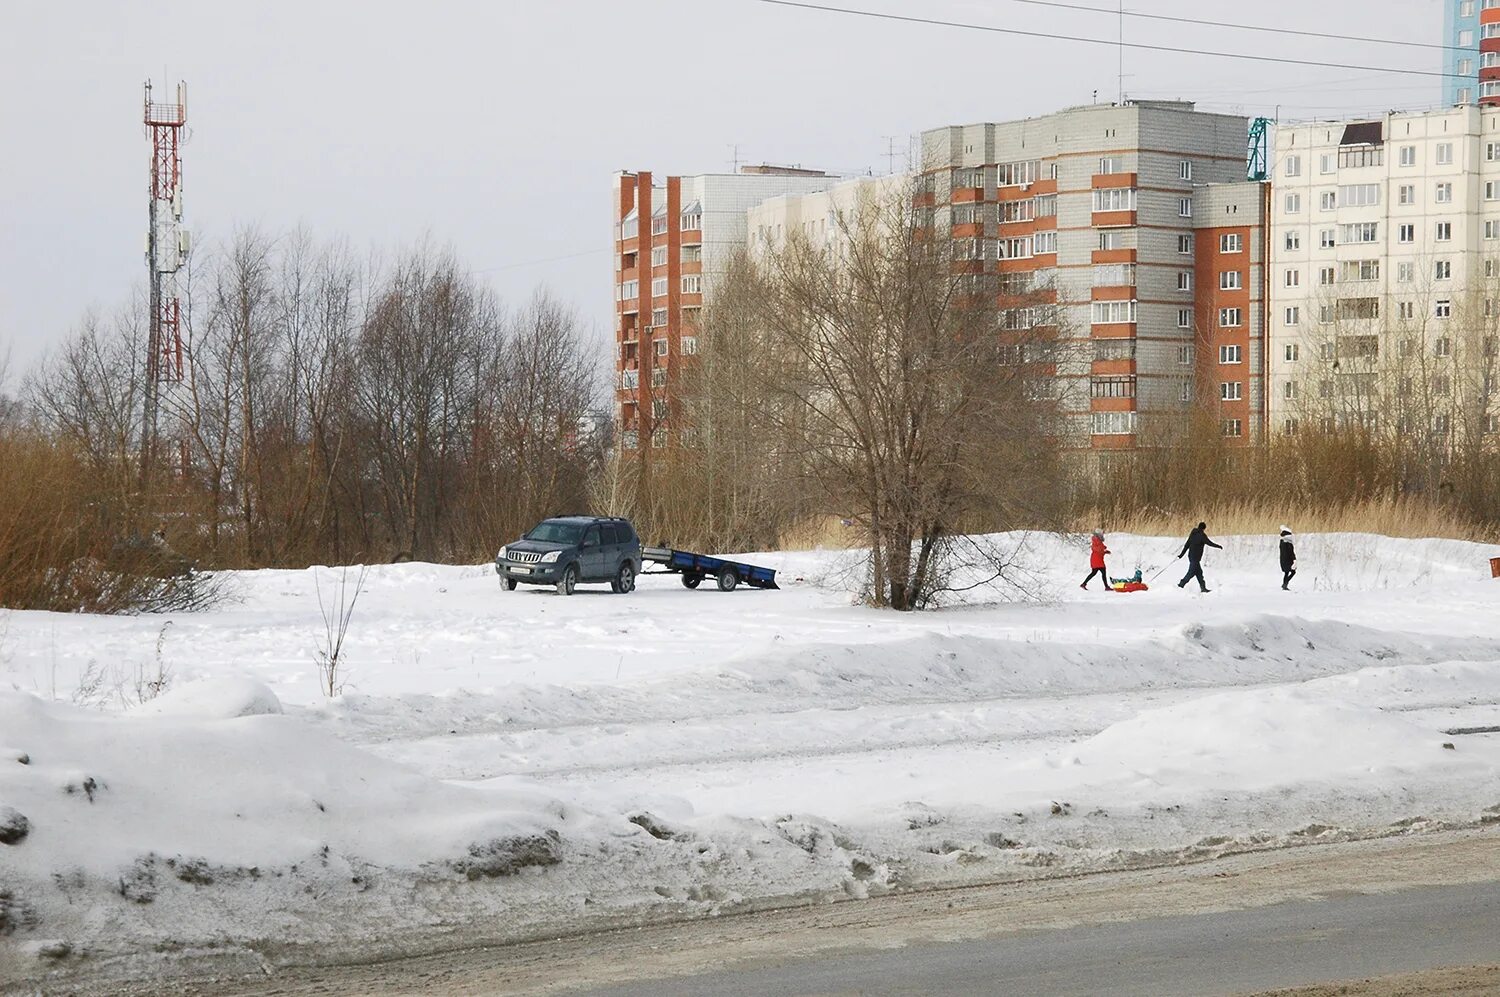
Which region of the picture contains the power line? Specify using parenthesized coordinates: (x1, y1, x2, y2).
(756, 1, 1450, 80)
(995, 0, 1469, 54)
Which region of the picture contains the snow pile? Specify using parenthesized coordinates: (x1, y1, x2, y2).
(1, 532, 1498, 987)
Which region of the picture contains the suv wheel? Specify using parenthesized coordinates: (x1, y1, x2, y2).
(612, 561, 635, 594)
(556, 563, 578, 596)
(501, 577, 517, 591)
(716, 566, 739, 592)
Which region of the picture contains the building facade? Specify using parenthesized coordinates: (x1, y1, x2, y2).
(1267, 107, 1500, 440)
(1192, 182, 1271, 443)
(1445, 0, 1483, 107)
(918, 101, 1252, 449)
(612, 168, 838, 450)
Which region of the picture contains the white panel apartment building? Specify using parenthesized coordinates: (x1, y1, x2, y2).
(1269, 107, 1500, 439)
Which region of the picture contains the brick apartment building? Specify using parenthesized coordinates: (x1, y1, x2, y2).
(612, 167, 838, 450)
(917, 100, 1260, 448)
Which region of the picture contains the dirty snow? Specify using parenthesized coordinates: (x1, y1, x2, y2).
(2, 531, 1499, 988)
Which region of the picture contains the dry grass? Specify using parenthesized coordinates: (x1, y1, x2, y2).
(775, 515, 857, 551)
(1082, 495, 1494, 542)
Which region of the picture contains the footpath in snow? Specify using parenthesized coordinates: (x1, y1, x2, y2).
(2, 531, 1499, 989)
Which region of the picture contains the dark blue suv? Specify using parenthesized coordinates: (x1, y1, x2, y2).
(496, 516, 641, 595)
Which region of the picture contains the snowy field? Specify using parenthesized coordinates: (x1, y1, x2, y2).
(3, 531, 1500, 988)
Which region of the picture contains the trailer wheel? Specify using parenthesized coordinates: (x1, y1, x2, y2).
(682, 573, 702, 589)
(716, 566, 739, 592)
(501, 577, 517, 591)
(556, 564, 578, 596)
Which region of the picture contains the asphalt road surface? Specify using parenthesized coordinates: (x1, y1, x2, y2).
(75, 829, 1500, 997)
(580, 880, 1500, 996)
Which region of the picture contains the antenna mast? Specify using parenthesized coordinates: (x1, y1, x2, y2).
(140, 80, 188, 501)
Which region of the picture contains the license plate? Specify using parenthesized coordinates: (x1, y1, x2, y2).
(513, 566, 531, 575)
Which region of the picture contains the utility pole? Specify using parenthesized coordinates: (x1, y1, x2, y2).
(1117, 0, 1125, 104)
(140, 80, 188, 512)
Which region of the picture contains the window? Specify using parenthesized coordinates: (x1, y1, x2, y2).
(651, 368, 666, 388)
(1179, 197, 1193, 218)
(1284, 193, 1302, 214)
(1436, 260, 1453, 280)
(1180, 380, 1193, 403)
(1318, 266, 1336, 286)
(1219, 308, 1243, 328)
(1320, 190, 1337, 211)
(681, 274, 702, 294)
(1339, 259, 1380, 282)
(1398, 184, 1416, 205)
(651, 212, 668, 236)
(650, 307, 667, 327)
(1433, 374, 1452, 396)
(681, 244, 702, 262)
(1177, 345, 1194, 365)
(650, 245, 667, 267)
(655, 339, 669, 357)
(1399, 145, 1416, 167)
(1284, 381, 1298, 400)
(1398, 262, 1415, 283)
(1220, 382, 1243, 401)
(1097, 156, 1123, 174)
(1320, 229, 1336, 249)
(1222, 419, 1243, 439)
(1220, 270, 1242, 290)
(1092, 188, 1138, 212)
(1099, 231, 1123, 251)
(1285, 417, 1300, 435)
(619, 279, 640, 301)
(1285, 268, 1301, 288)
(1091, 300, 1138, 324)
(1436, 221, 1453, 241)
(1220, 233, 1242, 253)
(680, 207, 702, 231)
(1179, 160, 1193, 180)
(1177, 272, 1193, 291)
(1398, 223, 1415, 243)
(681, 336, 698, 355)
(1091, 411, 1138, 436)
(1284, 343, 1300, 361)
(620, 369, 638, 390)
(1177, 234, 1193, 255)
(651, 277, 667, 297)
(1436, 301, 1453, 320)
(1339, 184, 1380, 207)
(1285, 155, 1302, 177)
(1437, 142, 1454, 165)
(1285, 230, 1301, 251)
(1219, 344, 1242, 363)
(1399, 301, 1415, 320)
(1341, 222, 1378, 243)
(1285, 307, 1300, 327)
(1436, 182, 1453, 204)
(1319, 153, 1335, 175)
(1488, 182, 1500, 202)
(1488, 220, 1500, 240)
(1339, 145, 1383, 169)
(1090, 376, 1136, 399)
(1177, 308, 1192, 329)
(1092, 263, 1137, 286)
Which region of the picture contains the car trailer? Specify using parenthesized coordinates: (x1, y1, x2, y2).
(641, 545, 779, 591)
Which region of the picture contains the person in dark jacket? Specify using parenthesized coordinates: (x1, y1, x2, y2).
(1177, 521, 1222, 592)
(1279, 526, 1297, 590)
(1081, 530, 1110, 590)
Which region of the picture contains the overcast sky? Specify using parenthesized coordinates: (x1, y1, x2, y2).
(0, 0, 1443, 379)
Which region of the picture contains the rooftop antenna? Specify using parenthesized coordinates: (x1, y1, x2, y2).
(883, 136, 903, 175)
(728, 143, 743, 173)
(1117, 0, 1125, 104)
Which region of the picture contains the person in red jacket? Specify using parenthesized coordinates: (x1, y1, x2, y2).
(1081, 530, 1109, 590)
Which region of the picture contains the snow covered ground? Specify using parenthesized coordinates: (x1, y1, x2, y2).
(3, 531, 1500, 988)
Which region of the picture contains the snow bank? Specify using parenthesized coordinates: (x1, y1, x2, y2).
(139, 677, 284, 719)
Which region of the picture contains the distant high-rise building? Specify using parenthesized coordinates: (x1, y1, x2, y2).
(1444, 0, 1482, 107)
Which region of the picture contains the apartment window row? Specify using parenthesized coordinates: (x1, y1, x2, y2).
(1091, 411, 1138, 436)
(1090, 375, 1136, 399)
(1092, 188, 1137, 213)
(1091, 300, 1138, 325)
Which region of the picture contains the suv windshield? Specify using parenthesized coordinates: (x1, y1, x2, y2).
(525, 521, 584, 545)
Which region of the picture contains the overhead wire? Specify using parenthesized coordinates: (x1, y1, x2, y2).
(993, 0, 1471, 53)
(756, 1, 1449, 79)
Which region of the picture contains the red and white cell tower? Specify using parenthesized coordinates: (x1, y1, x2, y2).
(140, 80, 189, 489)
